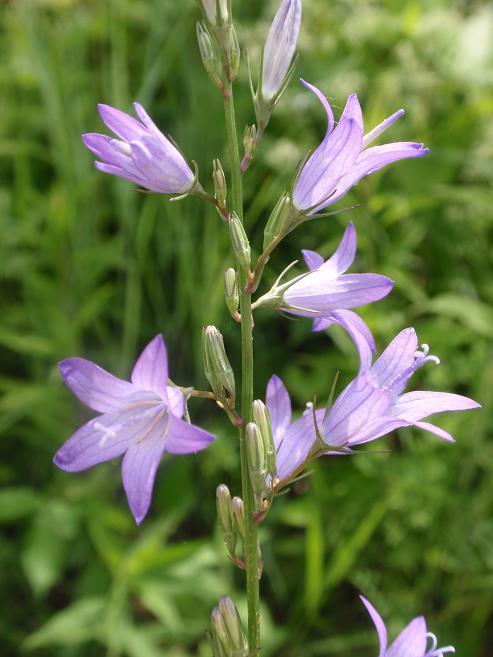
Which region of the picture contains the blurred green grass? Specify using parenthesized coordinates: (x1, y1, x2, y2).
(0, 0, 492, 655)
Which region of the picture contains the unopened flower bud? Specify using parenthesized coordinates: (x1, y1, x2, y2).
(263, 193, 293, 249)
(224, 268, 239, 318)
(229, 213, 250, 270)
(252, 400, 277, 480)
(216, 484, 236, 554)
(201, 0, 228, 25)
(246, 422, 268, 502)
(261, 0, 301, 103)
(203, 326, 235, 403)
(231, 496, 245, 539)
(213, 159, 228, 209)
(210, 606, 230, 657)
(244, 123, 257, 158)
(218, 597, 248, 656)
(196, 22, 224, 91)
(225, 24, 241, 82)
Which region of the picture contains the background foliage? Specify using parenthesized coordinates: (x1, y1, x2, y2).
(1, 0, 492, 655)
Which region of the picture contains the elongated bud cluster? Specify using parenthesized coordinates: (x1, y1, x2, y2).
(246, 422, 269, 504)
(228, 213, 251, 271)
(231, 496, 245, 539)
(252, 400, 277, 482)
(213, 159, 228, 210)
(216, 484, 236, 555)
(224, 268, 240, 319)
(203, 326, 235, 404)
(210, 597, 248, 657)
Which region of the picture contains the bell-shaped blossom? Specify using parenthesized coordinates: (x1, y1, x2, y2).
(54, 335, 215, 524)
(82, 103, 195, 194)
(321, 328, 480, 448)
(265, 375, 324, 482)
(293, 80, 429, 214)
(261, 0, 302, 102)
(360, 595, 455, 657)
(283, 222, 393, 370)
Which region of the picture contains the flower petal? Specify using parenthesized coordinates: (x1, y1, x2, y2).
(371, 328, 418, 391)
(94, 161, 152, 189)
(318, 222, 357, 276)
(166, 386, 186, 418)
(164, 415, 216, 454)
(54, 401, 164, 472)
(285, 272, 393, 314)
(131, 335, 169, 401)
(312, 317, 334, 332)
(97, 103, 147, 142)
(275, 410, 321, 481)
(302, 249, 325, 271)
(266, 375, 292, 446)
(412, 421, 455, 443)
(121, 409, 170, 524)
(330, 309, 376, 372)
(130, 140, 193, 194)
(59, 357, 137, 413)
(325, 141, 428, 207)
(391, 391, 480, 422)
(82, 133, 134, 172)
(299, 79, 334, 133)
(339, 93, 364, 131)
(386, 616, 427, 657)
(359, 596, 387, 657)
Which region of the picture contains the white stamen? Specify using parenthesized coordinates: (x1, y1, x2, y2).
(425, 632, 455, 657)
(415, 344, 440, 365)
(303, 401, 314, 416)
(94, 422, 117, 448)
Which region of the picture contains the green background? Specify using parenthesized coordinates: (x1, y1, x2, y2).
(1, 0, 492, 655)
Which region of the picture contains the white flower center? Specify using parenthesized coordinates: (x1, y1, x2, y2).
(424, 631, 455, 657)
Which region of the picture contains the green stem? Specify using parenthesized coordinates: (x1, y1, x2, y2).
(224, 85, 261, 656)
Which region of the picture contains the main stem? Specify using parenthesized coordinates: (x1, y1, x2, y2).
(224, 86, 261, 655)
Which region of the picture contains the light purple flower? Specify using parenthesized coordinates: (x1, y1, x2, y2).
(293, 80, 429, 214)
(321, 328, 480, 448)
(261, 0, 302, 102)
(284, 222, 393, 370)
(265, 375, 323, 481)
(360, 595, 455, 657)
(54, 335, 215, 524)
(82, 103, 195, 194)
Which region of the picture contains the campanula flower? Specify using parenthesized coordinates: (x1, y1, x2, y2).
(255, 223, 393, 370)
(360, 595, 455, 657)
(293, 80, 429, 214)
(321, 328, 480, 448)
(261, 0, 302, 103)
(265, 375, 323, 482)
(54, 335, 215, 524)
(82, 103, 196, 194)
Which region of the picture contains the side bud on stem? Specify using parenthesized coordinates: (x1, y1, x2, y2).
(246, 423, 269, 508)
(252, 400, 277, 485)
(196, 22, 223, 91)
(228, 213, 251, 273)
(210, 597, 248, 657)
(224, 268, 240, 321)
(213, 158, 228, 215)
(203, 326, 236, 408)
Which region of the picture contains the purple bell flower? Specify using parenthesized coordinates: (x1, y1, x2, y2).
(82, 103, 195, 194)
(261, 0, 302, 102)
(54, 335, 215, 524)
(321, 328, 480, 448)
(293, 80, 429, 214)
(257, 222, 393, 370)
(360, 595, 455, 657)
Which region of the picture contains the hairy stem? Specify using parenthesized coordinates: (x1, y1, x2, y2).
(224, 85, 261, 655)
